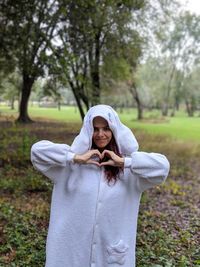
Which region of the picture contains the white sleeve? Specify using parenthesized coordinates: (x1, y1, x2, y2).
(124, 151, 170, 192)
(31, 140, 75, 183)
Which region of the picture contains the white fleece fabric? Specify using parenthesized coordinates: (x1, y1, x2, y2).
(31, 104, 170, 267)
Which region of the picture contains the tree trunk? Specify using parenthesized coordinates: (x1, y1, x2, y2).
(171, 96, 180, 117)
(91, 67, 100, 105)
(58, 101, 61, 110)
(70, 82, 85, 121)
(10, 97, 15, 110)
(129, 84, 143, 120)
(170, 104, 176, 117)
(75, 94, 85, 121)
(185, 99, 194, 117)
(80, 91, 90, 110)
(162, 64, 176, 117)
(16, 74, 35, 123)
(162, 103, 168, 116)
(175, 95, 180, 111)
(90, 33, 101, 106)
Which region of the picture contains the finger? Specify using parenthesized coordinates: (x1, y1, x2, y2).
(85, 150, 100, 161)
(102, 150, 116, 161)
(91, 149, 102, 159)
(101, 150, 112, 159)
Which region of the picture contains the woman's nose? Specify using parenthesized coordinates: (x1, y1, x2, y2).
(97, 129, 104, 137)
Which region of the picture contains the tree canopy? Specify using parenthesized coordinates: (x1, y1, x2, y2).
(1, 0, 200, 121)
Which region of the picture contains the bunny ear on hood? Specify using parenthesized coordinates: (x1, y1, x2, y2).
(70, 105, 139, 156)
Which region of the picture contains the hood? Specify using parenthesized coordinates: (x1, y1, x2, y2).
(70, 104, 139, 155)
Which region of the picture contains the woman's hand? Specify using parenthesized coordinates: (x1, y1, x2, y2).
(100, 150, 124, 167)
(74, 149, 124, 167)
(74, 150, 102, 166)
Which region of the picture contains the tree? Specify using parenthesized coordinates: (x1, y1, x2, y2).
(101, 32, 143, 119)
(159, 12, 200, 115)
(133, 0, 182, 116)
(181, 67, 200, 116)
(49, 0, 145, 120)
(100, 0, 183, 119)
(0, 0, 62, 122)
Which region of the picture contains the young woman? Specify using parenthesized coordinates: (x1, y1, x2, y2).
(31, 104, 170, 267)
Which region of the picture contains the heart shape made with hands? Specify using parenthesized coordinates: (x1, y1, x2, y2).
(90, 153, 109, 165)
(87, 150, 122, 167)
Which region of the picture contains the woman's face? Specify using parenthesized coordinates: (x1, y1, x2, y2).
(92, 116, 112, 150)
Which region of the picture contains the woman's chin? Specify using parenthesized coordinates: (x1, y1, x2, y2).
(95, 144, 107, 151)
(95, 142, 107, 148)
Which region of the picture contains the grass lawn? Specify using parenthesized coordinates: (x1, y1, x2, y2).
(0, 105, 200, 143)
(0, 105, 82, 122)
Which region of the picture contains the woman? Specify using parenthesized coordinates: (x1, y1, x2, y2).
(31, 104, 170, 267)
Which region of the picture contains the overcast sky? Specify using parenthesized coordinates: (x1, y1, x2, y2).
(178, 0, 200, 14)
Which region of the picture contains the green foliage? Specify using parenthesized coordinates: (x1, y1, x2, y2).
(137, 187, 200, 266)
(1, 0, 59, 78)
(0, 166, 52, 195)
(102, 57, 131, 82)
(0, 125, 37, 164)
(0, 200, 47, 266)
(0, 164, 52, 266)
(0, 71, 21, 107)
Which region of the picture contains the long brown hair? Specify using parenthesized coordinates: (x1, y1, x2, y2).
(92, 136, 123, 185)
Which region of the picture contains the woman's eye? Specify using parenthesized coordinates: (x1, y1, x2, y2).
(93, 127, 110, 132)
